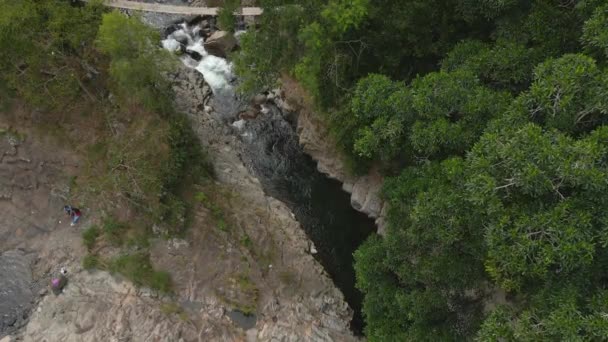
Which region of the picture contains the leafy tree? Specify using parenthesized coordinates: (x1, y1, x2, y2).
(456, 0, 520, 21)
(348, 70, 510, 161)
(468, 123, 608, 290)
(523, 54, 608, 134)
(477, 286, 608, 340)
(217, 0, 239, 32)
(357, 158, 487, 340)
(407, 70, 511, 157)
(349, 74, 409, 160)
(233, 3, 309, 94)
(442, 39, 538, 92)
(582, 4, 608, 59)
(97, 12, 175, 114)
(354, 235, 408, 341)
(321, 0, 370, 35)
(0, 0, 104, 110)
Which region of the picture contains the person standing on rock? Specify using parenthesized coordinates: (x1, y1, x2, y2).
(63, 205, 82, 227)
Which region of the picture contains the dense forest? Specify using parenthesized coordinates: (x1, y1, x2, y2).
(234, 0, 608, 340)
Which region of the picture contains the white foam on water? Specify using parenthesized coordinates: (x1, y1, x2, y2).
(186, 39, 208, 57)
(161, 38, 181, 52)
(180, 55, 199, 69)
(196, 54, 234, 93)
(192, 26, 202, 37)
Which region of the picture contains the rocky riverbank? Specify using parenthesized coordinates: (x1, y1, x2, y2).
(169, 65, 361, 341)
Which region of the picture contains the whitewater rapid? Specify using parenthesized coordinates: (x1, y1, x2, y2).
(162, 22, 234, 94)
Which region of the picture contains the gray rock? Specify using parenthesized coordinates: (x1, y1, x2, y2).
(0, 250, 34, 336)
(252, 94, 267, 105)
(204, 31, 237, 58)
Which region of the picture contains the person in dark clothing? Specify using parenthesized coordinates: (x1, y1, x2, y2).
(63, 205, 82, 226)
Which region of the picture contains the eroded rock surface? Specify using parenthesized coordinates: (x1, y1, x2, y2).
(278, 78, 387, 235)
(169, 66, 359, 341)
(0, 251, 34, 336)
(23, 271, 205, 342)
(204, 31, 237, 58)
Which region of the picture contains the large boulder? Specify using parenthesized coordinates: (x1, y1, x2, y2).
(204, 30, 238, 58)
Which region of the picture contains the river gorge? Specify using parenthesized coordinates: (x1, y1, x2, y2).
(161, 16, 378, 333)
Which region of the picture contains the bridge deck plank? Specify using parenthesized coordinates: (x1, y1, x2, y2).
(87, 0, 263, 16)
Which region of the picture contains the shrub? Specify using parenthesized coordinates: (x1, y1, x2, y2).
(82, 225, 100, 250)
(108, 253, 172, 293)
(102, 216, 128, 246)
(82, 254, 100, 270)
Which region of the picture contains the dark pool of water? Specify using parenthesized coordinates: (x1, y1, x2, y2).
(238, 104, 376, 334)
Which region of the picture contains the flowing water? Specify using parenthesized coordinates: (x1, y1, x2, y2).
(162, 19, 376, 334)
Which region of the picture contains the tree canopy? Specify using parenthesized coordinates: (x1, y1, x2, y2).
(236, 0, 608, 340)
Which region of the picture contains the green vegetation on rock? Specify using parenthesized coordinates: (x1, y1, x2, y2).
(0, 1, 215, 298)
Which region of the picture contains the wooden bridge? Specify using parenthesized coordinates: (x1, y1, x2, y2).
(89, 0, 263, 16)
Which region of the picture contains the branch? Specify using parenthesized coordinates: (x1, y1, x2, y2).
(494, 182, 516, 190)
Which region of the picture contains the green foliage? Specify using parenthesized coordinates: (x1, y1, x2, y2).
(582, 5, 608, 59)
(162, 115, 213, 192)
(233, 273, 259, 315)
(349, 74, 408, 161)
(195, 189, 231, 232)
(0, 0, 105, 110)
(102, 216, 128, 246)
(82, 254, 100, 270)
(343, 1, 608, 339)
(158, 115, 212, 233)
(82, 225, 101, 250)
(442, 39, 539, 91)
(477, 288, 608, 340)
(217, 0, 239, 32)
(233, 4, 308, 94)
(354, 235, 409, 341)
(407, 70, 511, 157)
(294, 22, 328, 101)
(356, 159, 487, 340)
(108, 253, 172, 293)
(456, 0, 519, 21)
(97, 12, 175, 114)
(347, 71, 511, 162)
(524, 54, 608, 134)
(468, 123, 608, 289)
(321, 0, 370, 35)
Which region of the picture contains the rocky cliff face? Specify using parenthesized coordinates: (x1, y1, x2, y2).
(278, 78, 387, 235)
